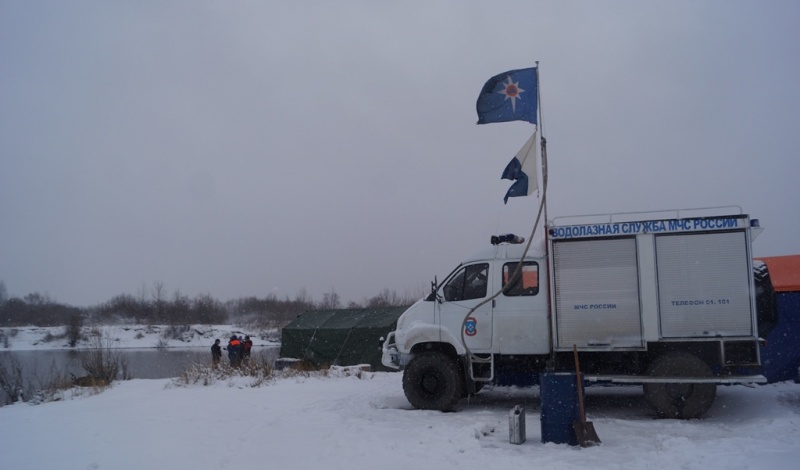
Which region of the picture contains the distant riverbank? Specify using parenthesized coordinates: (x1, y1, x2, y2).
(0, 324, 280, 351)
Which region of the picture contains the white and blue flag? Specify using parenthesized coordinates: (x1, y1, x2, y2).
(501, 130, 538, 204)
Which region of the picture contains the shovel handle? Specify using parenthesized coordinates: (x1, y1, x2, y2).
(573, 344, 586, 424)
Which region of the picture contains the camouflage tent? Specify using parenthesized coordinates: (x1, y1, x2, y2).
(280, 306, 407, 371)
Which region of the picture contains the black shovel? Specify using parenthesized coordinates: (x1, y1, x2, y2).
(573, 345, 601, 447)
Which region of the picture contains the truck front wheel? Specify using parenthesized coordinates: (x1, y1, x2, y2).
(643, 352, 717, 419)
(403, 351, 464, 411)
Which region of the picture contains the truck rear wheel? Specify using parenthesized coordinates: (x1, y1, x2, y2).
(403, 351, 464, 411)
(643, 352, 717, 419)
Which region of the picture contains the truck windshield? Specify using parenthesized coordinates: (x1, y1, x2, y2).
(443, 263, 489, 301)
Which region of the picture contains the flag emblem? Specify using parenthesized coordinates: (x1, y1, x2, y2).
(499, 75, 525, 113)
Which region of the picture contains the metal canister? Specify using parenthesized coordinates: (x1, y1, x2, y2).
(509, 405, 526, 444)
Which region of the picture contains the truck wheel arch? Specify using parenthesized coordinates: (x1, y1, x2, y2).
(643, 352, 717, 419)
(399, 323, 465, 357)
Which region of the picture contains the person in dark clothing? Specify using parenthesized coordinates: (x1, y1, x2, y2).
(227, 335, 242, 367)
(211, 339, 222, 368)
(242, 335, 253, 361)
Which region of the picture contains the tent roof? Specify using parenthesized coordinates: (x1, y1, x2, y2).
(284, 309, 339, 329)
(757, 254, 800, 292)
(283, 306, 407, 330)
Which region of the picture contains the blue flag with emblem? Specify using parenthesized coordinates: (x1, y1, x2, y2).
(476, 67, 538, 125)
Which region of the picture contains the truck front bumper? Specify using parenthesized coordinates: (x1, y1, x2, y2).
(381, 331, 401, 370)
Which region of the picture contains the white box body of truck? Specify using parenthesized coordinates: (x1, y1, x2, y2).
(549, 213, 758, 357)
(381, 209, 765, 418)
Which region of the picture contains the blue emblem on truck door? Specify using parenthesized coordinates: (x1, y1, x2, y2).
(464, 317, 478, 336)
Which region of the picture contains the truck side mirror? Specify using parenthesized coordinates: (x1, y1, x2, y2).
(424, 277, 441, 302)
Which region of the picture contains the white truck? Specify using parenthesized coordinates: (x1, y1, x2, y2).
(381, 208, 767, 419)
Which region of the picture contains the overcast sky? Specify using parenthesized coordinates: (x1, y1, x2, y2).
(1, 1, 798, 307)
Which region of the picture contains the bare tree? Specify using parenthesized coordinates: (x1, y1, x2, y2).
(294, 287, 313, 306)
(80, 332, 126, 383)
(136, 283, 148, 305)
(319, 288, 341, 310)
(193, 293, 226, 324)
(0, 355, 25, 404)
(365, 288, 405, 308)
(65, 313, 83, 347)
(151, 281, 167, 323)
(167, 290, 191, 325)
(23, 292, 49, 305)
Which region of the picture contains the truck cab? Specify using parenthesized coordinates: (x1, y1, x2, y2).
(386, 242, 550, 367)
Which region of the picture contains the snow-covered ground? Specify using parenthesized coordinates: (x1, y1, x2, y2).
(2, 325, 800, 469)
(1, 324, 279, 351)
(0, 369, 799, 469)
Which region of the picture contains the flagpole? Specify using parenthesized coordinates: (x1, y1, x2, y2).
(536, 61, 555, 359)
(536, 61, 548, 231)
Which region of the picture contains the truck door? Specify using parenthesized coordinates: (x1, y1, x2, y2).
(438, 262, 493, 351)
(552, 237, 644, 349)
(493, 261, 551, 354)
(656, 231, 754, 337)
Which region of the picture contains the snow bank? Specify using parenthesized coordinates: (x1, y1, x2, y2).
(0, 325, 279, 350)
(1, 370, 800, 469)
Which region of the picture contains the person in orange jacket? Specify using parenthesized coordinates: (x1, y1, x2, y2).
(226, 335, 242, 367)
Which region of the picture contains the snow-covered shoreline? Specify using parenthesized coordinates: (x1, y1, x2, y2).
(0, 324, 280, 351)
(2, 370, 800, 469)
(3, 324, 800, 468)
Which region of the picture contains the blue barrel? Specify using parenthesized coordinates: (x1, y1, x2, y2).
(540, 372, 581, 446)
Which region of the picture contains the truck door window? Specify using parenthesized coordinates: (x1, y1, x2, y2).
(443, 263, 489, 301)
(503, 262, 539, 296)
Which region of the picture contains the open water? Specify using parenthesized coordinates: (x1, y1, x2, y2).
(0, 346, 281, 404)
